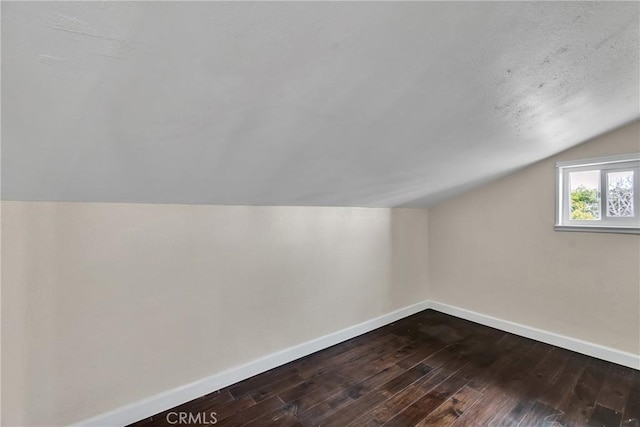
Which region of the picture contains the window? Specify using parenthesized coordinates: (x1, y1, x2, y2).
(556, 153, 640, 234)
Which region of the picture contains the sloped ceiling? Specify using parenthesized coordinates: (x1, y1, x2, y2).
(2, 2, 639, 207)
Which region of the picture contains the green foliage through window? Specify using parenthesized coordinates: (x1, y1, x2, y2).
(570, 186, 599, 220)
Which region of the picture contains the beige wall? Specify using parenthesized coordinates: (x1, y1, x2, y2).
(429, 121, 640, 355)
(1, 203, 429, 426)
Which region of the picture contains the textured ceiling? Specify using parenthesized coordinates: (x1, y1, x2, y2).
(2, 2, 639, 207)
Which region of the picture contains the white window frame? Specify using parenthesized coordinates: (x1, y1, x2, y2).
(555, 153, 640, 235)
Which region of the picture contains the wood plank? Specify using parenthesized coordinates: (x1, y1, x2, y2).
(516, 400, 564, 427)
(278, 335, 416, 414)
(537, 353, 589, 425)
(452, 343, 553, 426)
(395, 338, 450, 369)
(587, 404, 623, 427)
(227, 337, 359, 398)
(623, 370, 640, 427)
(319, 391, 388, 427)
(560, 357, 608, 426)
(378, 363, 432, 396)
(209, 395, 255, 422)
(258, 334, 408, 406)
(214, 395, 284, 426)
(297, 364, 405, 425)
(234, 330, 405, 400)
(348, 363, 466, 427)
(596, 363, 635, 413)
(510, 351, 587, 427)
(452, 388, 516, 426)
(482, 344, 557, 426)
(383, 365, 472, 426)
(466, 335, 538, 392)
(242, 402, 302, 427)
(277, 371, 352, 414)
(347, 384, 427, 427)
(319, 360, 451, 426)
(415, 386, 482, 426)
(500, 347, 571, 426)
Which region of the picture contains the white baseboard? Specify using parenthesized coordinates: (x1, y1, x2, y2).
(71, 300, 430, 427)
(72, 299, 639, 427)
(428, 301, 640, 370)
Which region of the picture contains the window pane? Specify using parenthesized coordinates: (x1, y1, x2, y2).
(569, 170, 600, 220)
(607, 171, 634, 217)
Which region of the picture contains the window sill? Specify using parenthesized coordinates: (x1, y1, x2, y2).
(554, 225, 640, 235)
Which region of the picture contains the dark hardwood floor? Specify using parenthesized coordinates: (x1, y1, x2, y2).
(129, 310, 639, 427)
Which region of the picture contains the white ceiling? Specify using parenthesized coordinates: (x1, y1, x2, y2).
(2, 1, 639, 207)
